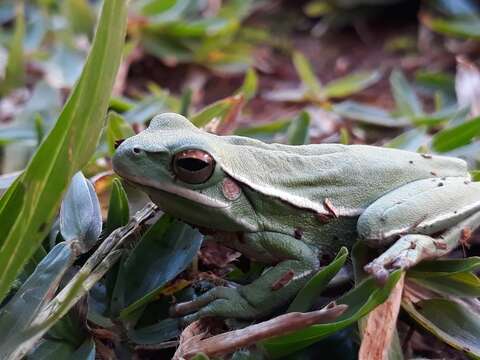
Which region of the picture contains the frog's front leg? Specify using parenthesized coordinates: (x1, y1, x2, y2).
(358, 177, 480, 281)
(171, 232, 319, 324)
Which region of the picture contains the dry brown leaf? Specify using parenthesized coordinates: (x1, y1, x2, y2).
(359, 272, 405, 360)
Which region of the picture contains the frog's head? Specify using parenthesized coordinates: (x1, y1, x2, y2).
(112, 113, 258, 232)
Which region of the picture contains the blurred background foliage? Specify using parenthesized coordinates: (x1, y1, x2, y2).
(1, 0, 480, 359)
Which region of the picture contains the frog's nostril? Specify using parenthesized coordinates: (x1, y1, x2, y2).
(132, 147, 142, 154)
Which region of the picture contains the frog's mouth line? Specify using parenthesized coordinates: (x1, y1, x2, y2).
(119, 173, 230, 209)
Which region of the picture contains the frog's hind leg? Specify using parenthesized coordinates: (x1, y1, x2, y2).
(357, 177, 480, 282)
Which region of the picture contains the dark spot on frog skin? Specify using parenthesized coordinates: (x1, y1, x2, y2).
(409, 160, 414, 165)
(271, 269, 295, 291)
(315, 213, 334, 223)
(465, 180, 471, 185)
(430, 171, 437, 176)
(438, 182, 444, 187)
(421, 153, 432, 159)
(294, 228, 303, 240)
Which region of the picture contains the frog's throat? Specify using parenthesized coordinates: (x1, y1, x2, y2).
(122, 174, 230, 209)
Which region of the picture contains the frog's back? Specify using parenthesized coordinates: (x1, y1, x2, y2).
(216, 139, 469, 216)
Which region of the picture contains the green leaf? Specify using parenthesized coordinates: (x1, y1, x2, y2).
(324, 71, 381, 98)
(384, 128, 429, 151)
(415, 70, 455, 93)
(191, 353, 210, 360)
(0, 2, 25, 96)
(180, 88, 193, 117)
(333, 101, 409, 128)
(411, 107, 469, 127)
(408, 257, 480, 277)
(287, 111, 310, 145)
(432, 115, 480, 152)
(28, 340, 75, 359)
(261, 271, 402, 358)
(0, 1, 25, 95)
(123, 95, 173, 124)
(292, 51, 323, 95)
(63, 0, 96, 37)
(118, 216, 202, 318)
(0, 242, 76, 359)
(388, 330, 404, 360)
(390, 70, 423, 117)
(410, 272, 480, 297)
(288, 247, 348, 312)
(128, 317, 182, 345)
(105, 178, 129, 235)
(234, 118, 291, 139)
(0, 0, 128, 303)
(423, 15, 480, 39)
(106, 112, 135, 156)
(190, 97, 237, 127)
(403, 298, 480, 358)
(60, 172, 102, 252)
(238, 67, 258, 100)
(29, 337, 95, 360)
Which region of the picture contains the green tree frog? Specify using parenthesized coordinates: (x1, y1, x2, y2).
(113, 113, 480, 323)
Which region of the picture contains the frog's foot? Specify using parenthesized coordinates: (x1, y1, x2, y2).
(365, 210, 480, 283)
(358, 177, 480, 283)
(172, 232, 318, 325)
(170, 286, 261, 325)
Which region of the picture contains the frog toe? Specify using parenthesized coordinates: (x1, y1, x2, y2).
(171, 286, 262, 322)
(364, 261, 390, 285)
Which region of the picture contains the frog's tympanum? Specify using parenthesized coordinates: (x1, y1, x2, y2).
(113, 113, 480, 323)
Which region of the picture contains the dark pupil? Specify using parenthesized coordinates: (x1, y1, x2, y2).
(177, 158, 208, 171)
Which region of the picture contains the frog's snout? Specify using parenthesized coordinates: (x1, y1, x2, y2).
(112, 140, 136, 178)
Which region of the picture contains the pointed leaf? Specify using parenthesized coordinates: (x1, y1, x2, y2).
(408, 257, 480, 277)
(403, 298, 480, 358)
(292, 51, 323, 95)
(60, 172, 102, 252)
(0, 2, 25, 96)
(333, 101, 408, 128)
(106, 112, 135, 156)
(0, 242, 76, 359)
(410, 272, 480, 297)
(287, 111, 310, 145)
(105, 178, 129, 234)
(0, 0, 128, 303)
(118, 216, 202, 318)
(432, 115, 480, 152)
(288, 247, 348, 312)
(324, 71, 381, 98)
(261, 271, 402, 358)
(390, 70, 423, 117)
(238, 67, 258, 100)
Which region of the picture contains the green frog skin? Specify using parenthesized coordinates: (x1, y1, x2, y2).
(112, 113, 480, 323)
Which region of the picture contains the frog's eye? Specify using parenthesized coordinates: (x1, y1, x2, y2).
(172, 149, 215, 184)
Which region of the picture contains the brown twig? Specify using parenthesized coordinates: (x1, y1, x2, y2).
(173, 302, 348, 360)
